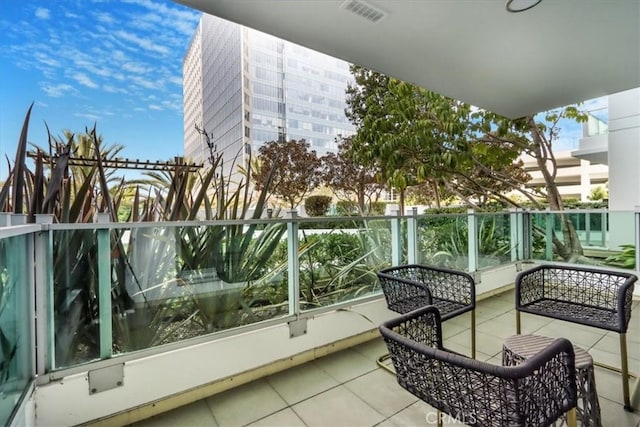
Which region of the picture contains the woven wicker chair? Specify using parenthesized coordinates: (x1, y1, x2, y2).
(380, 306, 578, 427)
(377, 264, 476, 359)
(515, 264, 637, 411)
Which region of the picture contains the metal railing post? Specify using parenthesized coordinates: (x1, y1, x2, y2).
(35, 214, 54, 374)
(601, 210, 607, 247)
(96, 213, 112, 359)
(407, 207, 418, 264)
(509, 208, 523, 262)
(286, 211, 300, 315)
(545, 208, 554, 261)
(391, 210, 402, 266)
(467, 209, 478, 272)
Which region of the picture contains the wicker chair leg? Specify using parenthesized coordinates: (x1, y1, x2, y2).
(620, 333, 632, 411)
(566, 407, 577, 427)
(471, 309, 476, 359)
(516, 310, 521, 334)
(376, 352, 394, 374)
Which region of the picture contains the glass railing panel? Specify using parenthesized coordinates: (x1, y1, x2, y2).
(0, 233, 33, 425)
(111, 222, 289, 356)
(51, 228, 101, 368)
(601, 211, 635, 270)
(475, 212, 514, 270)
(528, 210, 633, 268)
(416, 213, 469, 271)
(298, 217, 391, 311)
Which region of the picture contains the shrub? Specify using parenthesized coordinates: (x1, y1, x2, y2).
(305, 195, 332, 216)
(368, 201, 386, 215)
(336, 200, 358, 216)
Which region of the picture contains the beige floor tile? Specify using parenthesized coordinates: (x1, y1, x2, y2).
(314, 348, 377, 383)
(598, 396, 640, 426)
(267, 362, 340, 405)
(593, 366, 633, 406)
(206, 378, 287, 427)
(448, 330, 504, 357)
(245, 408, 306, 427)
(132, 400, 217, 427)
(344, 369, 417, 417)
(535, 322, 604, 349)
(351, 337, 388, 361)
(292, 385, 385, 427)
(383, 401, 439, 426)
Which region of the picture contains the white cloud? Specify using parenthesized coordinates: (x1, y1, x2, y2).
(95, 12, 115, 24)
(122, 62, 149, 73)
(35, 7, 50, 20)
(34, 52, 60, 68)
(115, 30, 169, 55)
(103, 84, 127, 94)
(41, 83, 76, 97)
(74, 112, 101, 120)
(131, 75, 164, 90)
(149, 104, 163, 111)
(73, 72, 99, 88)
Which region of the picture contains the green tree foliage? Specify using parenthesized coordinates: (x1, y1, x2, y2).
(346, 65, 589, 262)
(588, 185, 608, 201)
(304, 195, 332, 216)
(320, 136, 384, 214)
(345, 65, 528, 212)
(252, 138, 322, 209)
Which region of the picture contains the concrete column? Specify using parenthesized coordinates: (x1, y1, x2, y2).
(607, 88, 640, 249)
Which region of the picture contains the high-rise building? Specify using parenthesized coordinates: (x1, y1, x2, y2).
(183, 14, 356, 175)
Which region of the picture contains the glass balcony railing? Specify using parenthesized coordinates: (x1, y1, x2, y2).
(0, 231, 34, 426)
(0, 208, 638, 425)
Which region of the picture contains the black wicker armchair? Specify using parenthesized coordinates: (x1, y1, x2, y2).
(380, 306, 578, 427)
(377, 264, 476, 358)
(515, 264, 637, 410)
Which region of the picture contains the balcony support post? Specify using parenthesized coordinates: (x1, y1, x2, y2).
(407, 207, 418, 264)
(35, 215, 54, 374)
(391, 210, 402, 266)
(286, 211, 300, 315)
(96, 213, 112, 359)
(467, 209, 478, 272)
(545, 208, 554, 261)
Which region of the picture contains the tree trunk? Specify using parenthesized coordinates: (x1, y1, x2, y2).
(527, 116, 583, 260)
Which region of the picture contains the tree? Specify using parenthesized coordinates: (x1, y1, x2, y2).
(346, 65, 589, 261)
(346, 68, 527, 212)
(252, 138, 322, 209)
(321, 136, 384, 214)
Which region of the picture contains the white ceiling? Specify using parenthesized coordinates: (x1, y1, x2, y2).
(174, 0, 640, 119)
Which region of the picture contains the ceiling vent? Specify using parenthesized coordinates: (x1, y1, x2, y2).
(340, 0, 387, 23)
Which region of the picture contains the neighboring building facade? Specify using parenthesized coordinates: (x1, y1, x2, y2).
(183, 14, 356, 175)
(573, 87, 640, 249)
(519, 150, 608, 202)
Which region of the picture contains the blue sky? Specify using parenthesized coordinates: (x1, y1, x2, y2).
(0, 0, 201, 180)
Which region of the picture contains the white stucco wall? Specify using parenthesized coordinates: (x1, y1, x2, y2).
(607, 88, 640, 249)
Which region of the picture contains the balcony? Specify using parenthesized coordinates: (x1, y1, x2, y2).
(1, 209, 639, 426)
(133, 289, 640, 426)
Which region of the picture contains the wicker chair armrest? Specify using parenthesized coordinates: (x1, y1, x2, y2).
(379, 264, 475, 307)
(380, 305, 443, 348)
(414, 264, 476, 306)
(377, 271, 433, 306)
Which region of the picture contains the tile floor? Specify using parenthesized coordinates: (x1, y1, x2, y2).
(133, 290, 640, 426)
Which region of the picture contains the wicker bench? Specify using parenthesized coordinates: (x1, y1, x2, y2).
(380, 306, 578, 427)
(515, 264, 637, 411)
(377, 264, 476, 358)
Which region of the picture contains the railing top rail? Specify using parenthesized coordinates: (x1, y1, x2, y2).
(0, 224, 42, 239)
